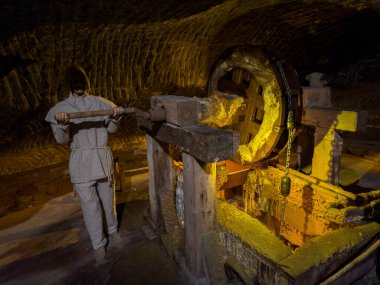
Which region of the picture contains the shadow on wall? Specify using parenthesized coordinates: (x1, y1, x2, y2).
(0, 55, 36, 79)
(0, 0, 225, 41)
(209, 2, 380, 81)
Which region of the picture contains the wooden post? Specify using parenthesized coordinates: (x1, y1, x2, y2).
(311, 127, 343, 184)
(146, 134, 173, 229)
(331, 132, 343, 185)
(139, 95, 239, 280)
(183, 152, 217, 278)
(301, 86, 366, 184)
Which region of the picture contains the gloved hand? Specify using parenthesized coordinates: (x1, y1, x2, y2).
(55, 112, 69, 126)
(112, 107, 125, 119)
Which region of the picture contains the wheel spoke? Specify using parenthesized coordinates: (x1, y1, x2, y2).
(207, 47, 291, 162)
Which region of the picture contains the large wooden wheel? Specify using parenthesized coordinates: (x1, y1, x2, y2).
(208, 46, 300, 164)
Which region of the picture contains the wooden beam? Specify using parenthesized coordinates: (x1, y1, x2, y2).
(302, 107, 367, 131)
(201, 231, 229, 285)
(301, 106, 366, 184)
(311, 128, 343, 184)
(137, 116, 239, 163)
(183, 153, 217, 278)
(146, 134, 173, 230)
(319, 239, 380, 285)
(302, 87, 332, 108)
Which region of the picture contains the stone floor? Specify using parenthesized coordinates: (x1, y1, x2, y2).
(0, 190, 185, 285)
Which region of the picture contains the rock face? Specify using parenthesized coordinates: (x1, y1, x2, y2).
(0, 0, 379, 148)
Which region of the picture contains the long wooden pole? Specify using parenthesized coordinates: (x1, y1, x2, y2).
(56, 107, 165, 121)
(67, 107, 136, 119)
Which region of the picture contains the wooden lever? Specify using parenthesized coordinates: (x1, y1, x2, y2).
(55, 106, 166, 122)
(66, 107, 136, 119)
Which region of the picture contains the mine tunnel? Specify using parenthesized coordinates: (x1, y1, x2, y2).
(0, 0, 380, 284)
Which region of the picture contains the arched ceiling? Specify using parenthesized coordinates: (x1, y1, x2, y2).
(0, 0, 379, 147)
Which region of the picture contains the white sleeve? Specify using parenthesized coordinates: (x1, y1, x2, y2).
(51, 123, 71, 144)
(105, 116, 122, 134)
(94, 96, 121, 133)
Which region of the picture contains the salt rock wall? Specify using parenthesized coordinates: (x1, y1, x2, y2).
(0, 0, 379, 147)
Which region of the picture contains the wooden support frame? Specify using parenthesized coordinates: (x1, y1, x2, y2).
(302, 104, 367, 185)
(146, 134, 173, 230)
(139, 95, 239, 281)
(138, 116, 239, 163)
(145, 135, 222, 280)
(140, 120, 237, 280)
(300, 86, 367, 184)
(311, 127, 343, 184)
(183, 153, 217, 278)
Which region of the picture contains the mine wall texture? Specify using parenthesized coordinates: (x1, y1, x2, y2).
(1, 0, 380, 150)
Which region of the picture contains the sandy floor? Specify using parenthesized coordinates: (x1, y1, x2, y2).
(0, 189, 184, 285)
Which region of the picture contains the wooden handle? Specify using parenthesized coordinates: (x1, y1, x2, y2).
(67, 107, 136, 119)
(135, 107, 166, 122)
(55, 107, 166, 122)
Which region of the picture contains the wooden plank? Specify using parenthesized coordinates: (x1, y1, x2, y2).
(319, 239, 380, 285)
(183, 153, 217, 278)
(242, 166, 357, 245)
(223, 170, 249, 190)
(276, 165, 357, 201)
(302, 87, 332, 108)
(201, 231, 229, 285)
(279, 223, 380, 284)
(138, 116, 239, 163)
(275, 201, 331, 237)
(151, 95, 199, 127)
(222, 160, 251, 189)
(146, 134, 160, 227)
(146, 134, 173, 230)
(311, 128, 343, 184)
(327, 199, 380, 224)
(302, 107, 367, 131)
(159, 189, 184, 260)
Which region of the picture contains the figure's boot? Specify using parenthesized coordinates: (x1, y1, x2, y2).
(94, 246, 107, 264)
(109, 231, 124, 249)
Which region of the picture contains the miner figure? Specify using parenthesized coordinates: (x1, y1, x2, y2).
(45, 66, 124, 262)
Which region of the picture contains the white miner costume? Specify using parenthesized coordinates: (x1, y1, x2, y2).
(46, 92, 120, 250)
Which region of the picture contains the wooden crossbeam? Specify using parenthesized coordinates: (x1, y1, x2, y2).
(302, 108, 367, 131)
(137, 116, 239, 163)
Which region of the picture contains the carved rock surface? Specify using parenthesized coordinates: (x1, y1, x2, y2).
(1, 0, 379, 146)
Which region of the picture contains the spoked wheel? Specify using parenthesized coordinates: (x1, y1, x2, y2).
(208, 46, 301, 164)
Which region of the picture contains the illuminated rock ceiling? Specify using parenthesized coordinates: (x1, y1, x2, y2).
(0, 0, 379, 146)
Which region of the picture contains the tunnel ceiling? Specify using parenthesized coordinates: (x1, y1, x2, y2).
(0, 0, 379, 147)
